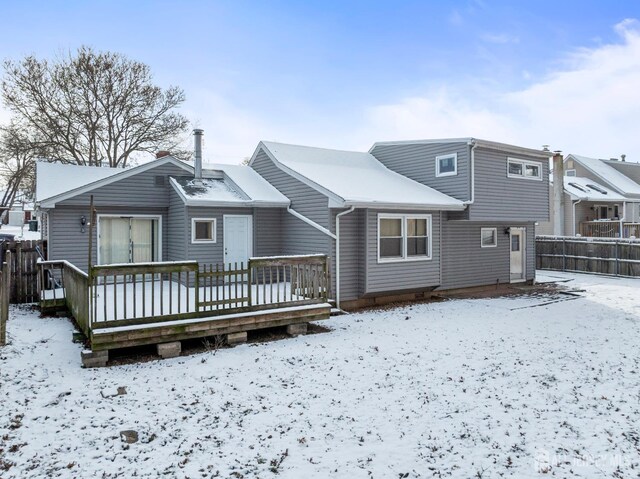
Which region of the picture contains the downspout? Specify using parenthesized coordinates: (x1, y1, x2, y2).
(572, 199, 581, 236)
(335, 206, 355, 308)
(619, 201, 626, 238)
(462, 139, 478, 206)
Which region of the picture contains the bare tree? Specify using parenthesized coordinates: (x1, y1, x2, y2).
(1, 46, 189, 168)
(0, 122, 41, 212)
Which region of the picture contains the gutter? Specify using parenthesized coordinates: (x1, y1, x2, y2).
(286, 205, 356, 309)
(572, 199, 582, 236)
(463, 139, 478, 206)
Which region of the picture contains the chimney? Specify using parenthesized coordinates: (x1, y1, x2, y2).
(156, 150, 171, 159)
(621, 154, 626, 162)
(193, 129, 204, 183)
(552, 151, 564, 236)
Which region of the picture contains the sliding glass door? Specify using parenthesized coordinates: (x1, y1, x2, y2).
(98, 216, 159, 265)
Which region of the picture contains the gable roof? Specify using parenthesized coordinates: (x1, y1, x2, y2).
(370, 137, 550, 159)
(562, 176, 627, 202)
(36, 156, 193, 208)
(251, 141, 465, 211)
(170, 163, 289, 207)
(568, 154, 640, 196)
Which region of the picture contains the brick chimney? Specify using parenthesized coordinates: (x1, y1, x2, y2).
(156, 150, 171, 159)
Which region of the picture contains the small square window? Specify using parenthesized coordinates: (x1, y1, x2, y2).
(192, 218, 216, 243)
(508, 161, 523, 176)
(436, 153, 457, 177)
(481, 228, 497, 248)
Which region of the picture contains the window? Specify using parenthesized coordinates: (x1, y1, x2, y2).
(614, 204, 620, 219)
(565, 169, 576, 177)
(507, 158, 542, 181)
(378, 214, 431, 262)
(481, 228, 497, 248)
(436, 153, 457, 177)
(191, 218, 216, 243)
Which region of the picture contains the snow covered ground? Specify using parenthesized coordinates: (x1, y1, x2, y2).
(2, 271, 640, 478)
(0, 224, 41, 241)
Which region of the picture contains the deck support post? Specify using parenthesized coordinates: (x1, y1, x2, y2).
(286, 322, 307, 336)
(157, 341, 182, 359)
(227, 331, 247, 346)
(81, 349, 108, 368)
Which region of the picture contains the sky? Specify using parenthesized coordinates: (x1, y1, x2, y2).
(1, 0, 639, 164)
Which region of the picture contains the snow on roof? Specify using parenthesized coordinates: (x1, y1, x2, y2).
(172, 177, 247, 202)
(570, 154, 640, 196)
(204, 163, 289, 206)
(36, 161, 121, 202)
(563, 176, 627, 202)
(259, 141, 465, 210)
(171, 164, 289, 207)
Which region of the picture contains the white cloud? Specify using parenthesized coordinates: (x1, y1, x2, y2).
(357, 19, 640, 161)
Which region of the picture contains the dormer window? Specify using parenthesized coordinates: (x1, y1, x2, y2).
(507, 158, 542, 181)
(435, 153, 458, 177)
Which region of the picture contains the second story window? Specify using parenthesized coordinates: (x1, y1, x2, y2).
(436, 153, 457, 177)
(507, 158, 542, 181)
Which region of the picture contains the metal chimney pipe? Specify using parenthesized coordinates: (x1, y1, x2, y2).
(193, 129, 204, 181)
(552, 151, 564, 236)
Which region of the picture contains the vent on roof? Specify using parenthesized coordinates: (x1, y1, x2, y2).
(587, 184, 607, 194)
(568, 182, 588, 193)
(155, 175, 165, 187)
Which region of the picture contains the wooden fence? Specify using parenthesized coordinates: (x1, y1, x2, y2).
(1, 240, 47, 303)
(39, 254, 331, 333)
(579, 221, 640, 238)
(536, 236, 640, 277)
(0, 252, 11, 346)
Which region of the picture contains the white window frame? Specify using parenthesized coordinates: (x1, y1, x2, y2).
(507, 157, 542, 181)
(435, 153, 458, 177)
(191, 218, 217, 244)
(377, 214, 432, 263)
(96, 214, 163, 265)
(480, 227, 497, 248)
(565, 169, 577, 177)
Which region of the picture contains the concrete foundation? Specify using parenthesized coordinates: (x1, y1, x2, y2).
(157, 341, 181, 359)
(81, 349, 109, 368)
(286, 323, 308, 336)
(227, 331, 247, 346)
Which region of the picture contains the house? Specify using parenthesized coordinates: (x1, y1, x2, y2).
(36, 133, 550, 310)
(537, 154, 640, 238)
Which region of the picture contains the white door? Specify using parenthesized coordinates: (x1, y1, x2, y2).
(223, 215, 252, 268)
(510, 227, 525, 282)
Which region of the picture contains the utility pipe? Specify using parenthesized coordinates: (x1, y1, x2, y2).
(463, 140, 478, 206)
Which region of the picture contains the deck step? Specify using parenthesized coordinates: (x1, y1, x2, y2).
(330, 307, 347, 316)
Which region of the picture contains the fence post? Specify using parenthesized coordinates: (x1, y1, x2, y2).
(1, 252, 11, 346)
(562, 238, 566, 272)
(15, 241, 22, 303)
(615, 240, 620, 276)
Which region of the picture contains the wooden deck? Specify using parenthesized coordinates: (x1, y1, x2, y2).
(38, 255, 333, 366)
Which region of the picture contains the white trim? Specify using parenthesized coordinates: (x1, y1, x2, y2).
(223, 214, 253, 267)
(480, 227, 498, 248)
(435, 153, 458, 177)
(191, 218, 217, 243)
(507, 157, 543, 181)
(287, 206, 336, 239)
(509, 226, 526, 282)
(96, 214, 163, 266)
(377, 213, 432, 263)
(565, 169, 577, 177)
(40, 156, 193, 208)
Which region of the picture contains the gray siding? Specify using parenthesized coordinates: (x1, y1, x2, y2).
(329, 209, 366, 301)
(57, 163, 189, 208)
(254, 208, 283, 257)
(251, 149, 329, 227)
(370, 142, 470, 201)
(440, 221, 535, 289)
(167, 187, 187, 261)
(470, 148, 549, 221)
(185, 207, 253, 265)
(365, 209, 442, 294)
(48, 205, 167, 272)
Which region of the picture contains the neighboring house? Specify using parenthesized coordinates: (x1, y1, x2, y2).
(36, 135, 550, 309)
(538, 154, 640, 238)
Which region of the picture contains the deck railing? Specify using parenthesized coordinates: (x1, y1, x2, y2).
(579, 221, 640, 238)
(39, 255, 331, 333)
